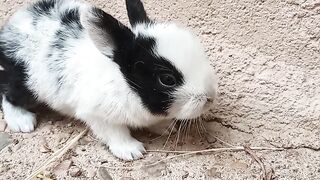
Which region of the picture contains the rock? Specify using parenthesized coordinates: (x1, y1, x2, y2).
(41, 125, 53, 134)
(69, 166, 82, 177)
(53, 160, 72, 177)
(182, 171, 189, 179)
(230, 160, 248, 170)
(207, 167, 222, 178)
(12, 143, 21, 152)
(97, 167, 113, 180)
(143, 160, 167, 177)
(0, 121, 7, 132)
(55, 133, 70, 147)
(12, 139, 19, 144)
(42, 170, 55, 179)
(0, 164, 9, 173)
(0, 133, 11, 151)
(87, 169, 96, 178)
(189, 172, 195, 178)
(119, 177, 134, 180)
(301, 1, 320, 10)
(78, 136, 92, 145)
(205, 134, 217, 144)
(39, 138, 52, 153)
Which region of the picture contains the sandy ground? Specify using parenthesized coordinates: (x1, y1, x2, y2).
(0, 0, 320, 179)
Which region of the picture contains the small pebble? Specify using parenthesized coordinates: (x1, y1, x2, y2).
(161, 170, 167, 176)
(0, 164, 9, 173)
(87, 169, 96, 178)
(41, 125, 53, 134)
(0, 121, 7, 132)
(97, 167, 113, 180)
(119, 177, 134, 180)
(42, 170, 55, 179)
(54, 160, 73, 177)
(189, 172, 195, 178)
(12, 139, 19, 144)
(78, 136, 91, 145)
(0, 133, 11, 151)
(230, 160, 248, 170)
(12, 143, 22, 152)
(143, 160, 167, 177)
(182, 172, 189, 179)
(69, 166, 82, 177)
(205, 134, 217, 144)
(207, 167, 222, 178)
(55, 133, 70, 146)
(39, 138, 52, 153)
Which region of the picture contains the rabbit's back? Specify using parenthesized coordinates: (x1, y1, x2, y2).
(0, 0, 87, 59)
(0, 0, 126, 116)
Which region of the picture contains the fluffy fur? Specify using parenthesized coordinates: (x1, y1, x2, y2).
(0, 0, 217, 160)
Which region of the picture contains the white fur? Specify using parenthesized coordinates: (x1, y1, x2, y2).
(2, 96, 37, 132)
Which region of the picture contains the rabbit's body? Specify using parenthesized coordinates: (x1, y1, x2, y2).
(0, 0, 155, 127)
(0, 0, 218, 160)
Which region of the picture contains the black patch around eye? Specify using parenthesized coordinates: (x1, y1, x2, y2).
(113, 36, 184, 115)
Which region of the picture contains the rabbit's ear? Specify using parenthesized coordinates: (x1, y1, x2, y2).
(125, 0, 151, 27)
(85, 8, 134, 54)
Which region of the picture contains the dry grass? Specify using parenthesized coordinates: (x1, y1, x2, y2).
(25, 128, 89, 180)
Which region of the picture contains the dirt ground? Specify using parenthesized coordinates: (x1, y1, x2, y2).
(0, 0, 320, 179)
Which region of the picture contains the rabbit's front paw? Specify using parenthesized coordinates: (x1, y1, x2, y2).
(108, 138, 146, 161)
(2, 96, 37, 133)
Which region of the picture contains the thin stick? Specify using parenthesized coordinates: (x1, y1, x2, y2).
(25, 128, 89, 180)
(147, 146, 284, 154)
(105, 146, 284, 170)
(244, 146, 267, 178)
(244, 146, 274, 180)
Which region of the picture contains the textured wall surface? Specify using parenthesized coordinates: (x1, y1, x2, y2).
(0, 0, 319, 179)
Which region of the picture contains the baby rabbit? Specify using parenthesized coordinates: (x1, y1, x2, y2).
(0, 0, 217, 160)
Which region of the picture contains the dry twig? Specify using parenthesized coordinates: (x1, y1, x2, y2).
(25, 128, 89, 180)
(104, 146, 284, 170)
(244, 146, 275, 180)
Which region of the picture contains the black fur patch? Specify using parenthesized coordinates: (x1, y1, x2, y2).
(0, 42, 38, 109)
(31, 0, 56, 16)
(60, 8, 83, 30)
(90, 8, 184, 115)
(0, 71, 8, 85)
(48, 7, 84, 87)
(115, 36, 184, 115)
(29, 0, 57, 24)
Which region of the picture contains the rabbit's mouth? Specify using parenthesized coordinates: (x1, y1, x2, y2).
(167, 94, 215, 120)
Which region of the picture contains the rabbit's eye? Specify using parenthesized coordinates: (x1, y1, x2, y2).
(158, 74, 177, 88)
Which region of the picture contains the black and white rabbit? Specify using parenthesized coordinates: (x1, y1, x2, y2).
(0, 0, 217, 160)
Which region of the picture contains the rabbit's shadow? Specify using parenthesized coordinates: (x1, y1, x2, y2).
(32, 104, 235, 152)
